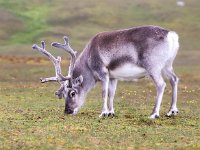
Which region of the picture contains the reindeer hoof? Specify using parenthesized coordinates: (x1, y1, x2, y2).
(99, 112, 109, 118)
(99, 111, 115, 118)
(149, 113, 159, 119)
(108, 112, 115, 117)
(166, 109, 179, 117)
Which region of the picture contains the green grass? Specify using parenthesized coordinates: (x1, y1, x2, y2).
(0, 0, 200, 55)
(0, 0, 50, 45)
(0, 57, 200, 149)
(0, 0, 200, 149)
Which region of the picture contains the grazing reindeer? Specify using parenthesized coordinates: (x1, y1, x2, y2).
(32, 25, 179, 119)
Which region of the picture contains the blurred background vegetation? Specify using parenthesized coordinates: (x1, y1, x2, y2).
(0, 0, 199, 57)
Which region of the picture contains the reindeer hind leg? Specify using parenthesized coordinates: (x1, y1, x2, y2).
(163, 66, 179, 117)
(149, 70, 166, 119)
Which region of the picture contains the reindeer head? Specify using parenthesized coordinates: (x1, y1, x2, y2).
(32, 36, 84, 115)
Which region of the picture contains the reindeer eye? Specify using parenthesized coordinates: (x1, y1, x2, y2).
(69, 90, 76, 98)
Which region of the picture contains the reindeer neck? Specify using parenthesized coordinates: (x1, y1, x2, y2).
(72, 51, 96, 93)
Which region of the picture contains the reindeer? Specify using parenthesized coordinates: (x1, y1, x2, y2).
(32, 25, 179, 119)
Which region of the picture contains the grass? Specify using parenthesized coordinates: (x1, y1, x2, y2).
(0, 0, 50, 45)
(0, 0, 200, 149)
(0, 0, 200, 55)
(0, 57, 200, 149)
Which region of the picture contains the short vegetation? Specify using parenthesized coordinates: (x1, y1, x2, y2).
(0, 0, 199, 149)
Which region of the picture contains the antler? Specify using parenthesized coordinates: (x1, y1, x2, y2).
(51, 36, 77, 77)
(32, 41, 69, 84)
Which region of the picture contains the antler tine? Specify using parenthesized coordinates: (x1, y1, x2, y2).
(32, 41, 69, 83)
(41, 41, 45, 49)
(63, 36, 69, 45)
(51, 36, 77, 76)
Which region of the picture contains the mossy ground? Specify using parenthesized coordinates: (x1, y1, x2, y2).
(0, 57, 199, 149)
(0, 0, 200, 149)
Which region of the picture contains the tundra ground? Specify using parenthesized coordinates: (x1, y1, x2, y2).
(0, 56, 199, 149)
(0, 0, 200, 149)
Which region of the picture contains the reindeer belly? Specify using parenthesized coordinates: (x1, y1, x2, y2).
(109, 63, 147, 81)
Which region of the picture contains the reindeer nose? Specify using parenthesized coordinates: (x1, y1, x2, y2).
(64, 108, 74, 114)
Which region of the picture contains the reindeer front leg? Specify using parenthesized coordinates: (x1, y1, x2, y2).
(99, 73, 110, 118)
(108, 79, 118, 117)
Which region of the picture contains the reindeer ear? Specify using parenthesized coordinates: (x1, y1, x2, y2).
(55, 85, 64, 99)
(74, 75, 83, 86)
